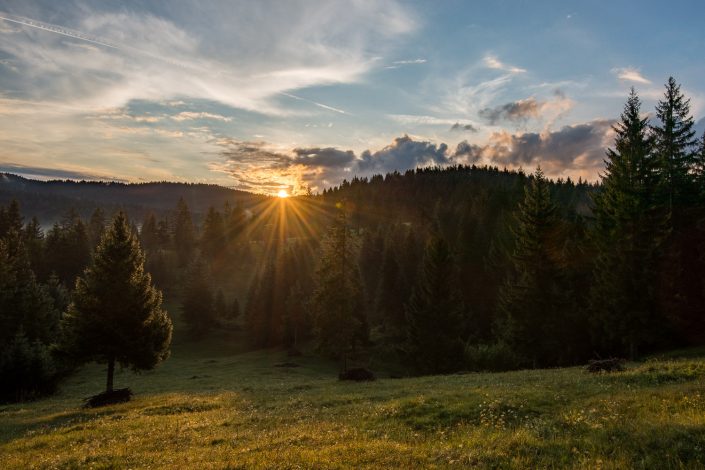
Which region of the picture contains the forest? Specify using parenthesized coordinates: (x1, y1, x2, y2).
(1, 78, 705, 403)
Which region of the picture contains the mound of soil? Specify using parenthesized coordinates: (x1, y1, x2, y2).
(84, 388, 133, 408)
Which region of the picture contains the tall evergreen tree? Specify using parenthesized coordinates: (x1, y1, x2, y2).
(498, 167, 570, 367)
(311, 204, 367, 373)
(590, 89, 664, 358)
(651, 80, 703, 344)
(61, 213, 172, 393)
(405, 234, 465, 374)
(652, 77, 698, 215)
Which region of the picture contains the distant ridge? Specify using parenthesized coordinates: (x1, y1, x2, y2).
(0, 173, 267, 225)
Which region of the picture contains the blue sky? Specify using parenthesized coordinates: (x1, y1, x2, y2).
(0, 1, 703, 194)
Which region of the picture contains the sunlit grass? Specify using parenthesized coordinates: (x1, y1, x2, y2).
(2, 337, 704, 469)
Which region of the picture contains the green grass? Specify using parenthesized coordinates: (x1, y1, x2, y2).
(2, 335, 705, 469)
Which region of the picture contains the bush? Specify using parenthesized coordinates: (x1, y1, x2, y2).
(0, 331, 59, 402)
(464, 342, 520, 372)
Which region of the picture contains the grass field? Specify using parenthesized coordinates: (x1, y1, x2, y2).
(2, 329, 705, 469)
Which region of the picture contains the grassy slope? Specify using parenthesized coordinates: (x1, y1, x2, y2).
(2, 335, 705, 469)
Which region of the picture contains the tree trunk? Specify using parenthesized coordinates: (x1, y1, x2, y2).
(106, 356, 115, 393)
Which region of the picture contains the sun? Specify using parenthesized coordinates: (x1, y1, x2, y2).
(277, 189, 289, 198)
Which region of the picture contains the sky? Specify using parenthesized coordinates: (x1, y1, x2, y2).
(0, 0, 704, 195)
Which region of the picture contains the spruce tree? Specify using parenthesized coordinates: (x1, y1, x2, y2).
(651, 80, 703, 344)
(405, 234, 465, 374)
(498, 167, 569, 367)
(652, 77, 698, 216)
(61, 212, 172, 393)
(311, 204, 367, 373)
(590, 89, 664, 358)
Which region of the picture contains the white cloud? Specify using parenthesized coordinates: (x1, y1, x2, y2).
(483, 54, 526, 74)
(171, 111, 232, 122)
(612, 67, 651, 84)
(0, 2, 416, 115)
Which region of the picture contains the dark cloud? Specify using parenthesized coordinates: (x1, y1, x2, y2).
(357, 135, 450, 173)
(452, 141, 483, 163)
(292, 147, 355, 168)
(483, 119, 614, 169)
(215, 123, 613, 193)
(479, 98, 540, 125)
(450, 122, 479, 132)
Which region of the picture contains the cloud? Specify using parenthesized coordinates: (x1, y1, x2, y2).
(479, 98, 541, 124)
(478, 91, 574, 125)
(483, 54, 526, 74)
(388, 114, 479, 132)
(0, 163, 125, 181)
(171, 111, 232, 122)
(292, 147, 355, 168)
(477, 119, 615, 176)
(392, 58, 426, 65)
(450, 123, 478, 132)
(358, 136, 450, 173)
(452, 141, 483, 163)
(612, 67, 651, 84)
(0, 2, 416, 115)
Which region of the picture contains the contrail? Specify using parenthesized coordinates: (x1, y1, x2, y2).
(0, 12, 204, 73)
(0, 12, 120, 50)
(280, 92, 348, 115)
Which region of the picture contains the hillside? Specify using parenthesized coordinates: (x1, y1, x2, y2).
(0, 173, 267, 225)
(1, 333, 704, 469)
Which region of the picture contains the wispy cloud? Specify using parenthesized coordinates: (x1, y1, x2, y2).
(0, 2, 415, 115)
(612, 67, 651, 84)
(479, 91, 573, 126)
(171, 111, 232, 122)
(483, 54, 526, 74)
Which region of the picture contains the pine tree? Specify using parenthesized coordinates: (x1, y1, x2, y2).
(651, 80, 703, 345)
(61, 212, 172, 393)
(652, 77, 698, 216)
(498, 167, 569, 367)
(590, 89, 664, 358)
(405, 234, 465, 374)
(311, 203, 367, 373)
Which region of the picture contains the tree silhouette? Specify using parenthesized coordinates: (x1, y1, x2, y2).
(62, 212, 172, 393)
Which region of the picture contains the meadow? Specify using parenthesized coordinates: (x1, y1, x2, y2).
(2, 317, 705, 470)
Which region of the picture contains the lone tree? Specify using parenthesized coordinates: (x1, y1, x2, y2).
(62, 212, 172, 394)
